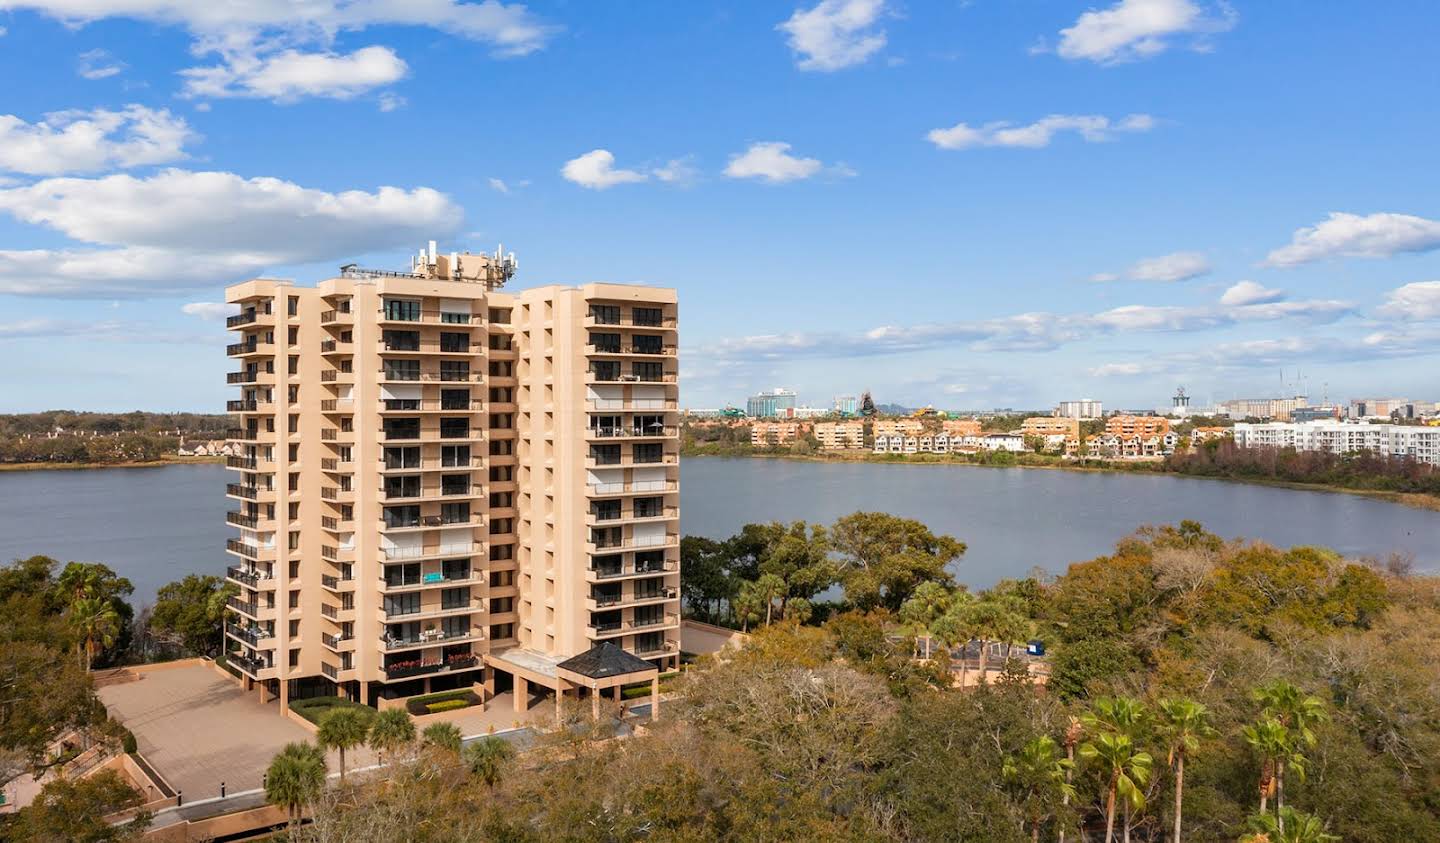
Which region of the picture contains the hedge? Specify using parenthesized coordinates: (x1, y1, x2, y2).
(620, 671, 681, 700)
(406, 689, 481, 716)
(426, 699, 470, 714)
(290, 696, 378, 725)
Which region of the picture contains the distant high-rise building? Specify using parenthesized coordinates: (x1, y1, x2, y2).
(1055, 399, 1103, 420)
(833, 395, 859, 415)
(747, 388, 797, 418)
(1217, 396, 1308, 421)
(859, 391, 877, 417)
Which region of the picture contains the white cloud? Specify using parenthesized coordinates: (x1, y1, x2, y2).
(0, 168, 462, 296)
(1264, 212, 1440, 267)
(377, 92, 406, 112)
(561, 150, 648, 190)
(724, 141, 840, 183)
(1089, 361, 1165, 377)
(8, 1, 554, 103)
(180, 301, 232, 320)
(927, 113, 1157, 150)
(1055, 0, 1236, 64)
(1090, 250, 1210, 283)
(1219, 280, 1283, 307)
(1377, 280, 1440, 321)
(0, 105, 195, 175)
(777, 0, 887, 71)
(488, 177, 510, 194)
(181, 46, 408, 101)
(77, 48, 125, 79)
(653, 156, 700, 187)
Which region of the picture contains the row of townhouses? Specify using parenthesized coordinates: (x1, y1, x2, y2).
(1233, 421, 1440, 465)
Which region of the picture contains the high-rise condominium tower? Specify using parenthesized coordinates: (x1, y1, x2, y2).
(223, 243, 680, 712)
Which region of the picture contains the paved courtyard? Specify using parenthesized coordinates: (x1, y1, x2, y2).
(96, 664, 343, 800)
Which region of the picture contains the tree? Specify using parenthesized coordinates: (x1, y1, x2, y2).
(829, 512, 964, 612)
(966, 594, 1029, 684)
(929, 590, 977, 686)
(1002, 735, 1076, 843)
(1079, 733, 1152, 843)
(54, 561, 134, 667)
(422, 721, 463, 755)
(756, 521, 835, 613)
(679, 536, 737, 624)
(369, 707, 416, 764)
(1243, 718, 1289, 816)
(149, 574, 237, 655)
(898, 581, 953, 657)
(736, 573, 787, 629)
(69, 595, 120, 671)
(1083, 697, 1150, 842)
(1157, 698, 1215, 843)
(316, 706, 370, 784)
(265, 741, 328, 829)
(1252, 680, 1327, 827)
(10, 769, 150, 842)
(463, 735, 516, 789)
(1242, 807, 1340, 843)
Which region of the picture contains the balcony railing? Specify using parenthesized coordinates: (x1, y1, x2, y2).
(226, 565, 261, 587)
(321, 632, 353, 649)
(379, 542, 481, 561)
(226, 539, 268, 559)
(231, 653, 270, 676)
(383, 654, 478, 680)
(380, 629, 480, 651)
(226, 510, 260, 528)
(226, 312, 257, 328)
(226, 483, 261, 500)
(227, 623, 270, 645)
(227, 399, 258, 412)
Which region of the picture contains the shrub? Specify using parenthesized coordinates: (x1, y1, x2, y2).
(290, 696, 377, 726)
(121, 729, 137, 755)
(426, 699, 470, 714)
(405, 689, 480, 715)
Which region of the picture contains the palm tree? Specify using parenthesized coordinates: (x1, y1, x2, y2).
(1003, 735, 1076, 843)
(422, 722, 463, 755)
(1253, 681, 1327, 829)
(368, 707, 416, 765)
(68, 596, 120, 671)
(1083, 696, 1149, 843)
(316, 706, 370, 784)
(1242, 718, 1289, 816)
(898, 581, 952, 658)
(1243, 807, 1340, 843)
(1079, 732, 1152, 843)
(929, 592, 977, 687)
(1157, 698, 1216, 843)
(265, 741, 327, 829)
(1059, 717, 1083, 843)
(463, 735, 516, 789)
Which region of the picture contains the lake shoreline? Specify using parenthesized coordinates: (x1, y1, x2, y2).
(681, 450, 1440, 513)
(0, 455, 225, 473)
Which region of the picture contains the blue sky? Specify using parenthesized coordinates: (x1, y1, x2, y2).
(1, 0, 1438, 413)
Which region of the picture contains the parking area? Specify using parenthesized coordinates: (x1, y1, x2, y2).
(97, 663, 319, 801)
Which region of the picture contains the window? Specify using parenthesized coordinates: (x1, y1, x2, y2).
(634, 631, 664, 654)
(489, 596, 514, 613)
(633, 334, 664, 354)
(589, 361, 621, 381)
(590, 610, 621, 631)
(489, 465, 513, 482)
(489, 491, 513, 508)
(441, 474, 469, 495)
(384, 592, 420, 616)
(633, 307, 664, 326)
(490, 623, 514, 640)
(489, 569, 514, 587)
(441, 445, 471, 467)
(633, 361, 665, 382)
(588, 304, 620, 325)
(591, 500, 621, 521)
(440, 502, 470, 525)
(440, 332, 469, 353)
(635, 550, 666, 573)
(589, 332, 621, 352)
(439, 361, 471, 382)
(489, 517, 513, 535)
(383, 330, 419, 351)
(590, 444, 622, 465)
(288, 326, 299, 344)
(490, 543, 515, 561)
(591, 527, 622, 548)
(441, 587, 470, 610)
(384, 475, 420, 498)
(384, 397, 420, 411)
(439, 417, 469, 439)
(288, 296, 299, 316)
(384, 446, 420, 469)
(384, 506, 420, 529)
(633, 443, 664, 463)
(383, 299, 421, 321)
(384, 359, 420, 381)
(385, 563, 420, 587)
(489, 334, 513, 351)
(384, 418, 420, 440)
(442, 559, 471, 581)
(441, 310, 470, 324)
(488, 307, 511, 324)
(634, 496, 665, 518)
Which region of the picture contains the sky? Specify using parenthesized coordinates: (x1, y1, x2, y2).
(0, 0, 1438, 414)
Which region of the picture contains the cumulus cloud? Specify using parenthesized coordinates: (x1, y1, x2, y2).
(181, 301, 232, 320)
(777, 0, 887, 71)
(561, 150, 648, 190)
(927, 113, 1156, 150)
(77, 48, 125, 79)
(1377, 280, 1440, 321)
(1264, 211, 1440, 267)
(1089, 361, 1165, 377)
(724, 141, 846, 183)
(181, 45, 408, 101)
(0, 105, 195, 176)
(1090, 250, 1210, 283)
(653, 156, 700, 187)
(1219, 280, 1284, 306)
(1054, 0, 1237, 64)
(0, 169, 462, 296)
(8, 0, 555, 102)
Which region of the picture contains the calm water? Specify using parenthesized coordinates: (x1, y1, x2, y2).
(1, 459, 1437, 603)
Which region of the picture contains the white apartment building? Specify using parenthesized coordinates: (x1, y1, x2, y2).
(1233, 421, 1440, 466)
(1055, 399, 1104, 420)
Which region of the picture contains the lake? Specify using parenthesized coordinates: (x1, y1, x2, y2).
(1, 458, 1437, 604)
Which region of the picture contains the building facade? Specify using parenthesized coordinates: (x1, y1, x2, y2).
(1019, 417, 1080, 451)
(1055, 399, 1103, 420)
(1216, 396, 1308, 421)
(223, 245, 680, 712)
(1105, 415, 1171, 437)
(1232, 421, 1440, 465)
(814, 421, 864, 450)
(746, 389, 797, 418)
(751, 421, 803, 446)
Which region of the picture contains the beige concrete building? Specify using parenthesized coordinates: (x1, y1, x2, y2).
(941, 418, 982, 438)
(1105, 415, 1171, 437)
(874, 418, 924, 438)
(223, 244, 680, 713)
(750, 421, 802, 446)
(813, 421, 864, 450)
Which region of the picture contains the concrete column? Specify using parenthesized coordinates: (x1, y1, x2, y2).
(513, 677, 528, 713)
(591, 687, 600, 720)
(279, 679, 289, 709)
(555, 681, 565, 718)
(360, 680, 369, 707)
(650, 676, 660, 721)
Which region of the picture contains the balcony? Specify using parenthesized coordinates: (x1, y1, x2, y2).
(586, 559, 679, 583)
(226, 510, 267, 529)
(377, 310, 477, 326)
(380, 628, 482, 652)
(226, 540, 271, 561)
(586, 398, 679, 412)
(586, 506, 679, 527)
(378, 484, 484, 504)
(320, 603, 356, 622)
(584, 453, 678, 469)
(584, 343, 678, 356)
(229, 652, 275, 679)
(583, 315, 677, 330)
(321, 632, 355, 652)
(226, 311, 259, 328)
(382, 653, 479, 681)
(379, 542, 483, 562)
(379, 400, 485, 413)
(380, 571, 479, 593)
(320, 308, 353, 324)
(587, 613, 681, 640)
(381, 600, 479, 622)
(226, 339, 273, 357)
(585, 426, 678, 441)
(380, 514, 483, 533)
(227, 596, 276, 621)
(381, 341, 482, 356)
(586, 479, 678, 497)
(226, 370, 257, 384)
(225, 565, 272, 588)
(320, 573, 355, 592)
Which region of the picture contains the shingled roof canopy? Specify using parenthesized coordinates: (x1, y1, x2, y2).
(556, 641, 659, 681)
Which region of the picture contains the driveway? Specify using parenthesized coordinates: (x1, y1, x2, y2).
(98, 664, 319, 801)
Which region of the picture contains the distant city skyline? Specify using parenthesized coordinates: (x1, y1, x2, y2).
(1, 2, 1438, 412)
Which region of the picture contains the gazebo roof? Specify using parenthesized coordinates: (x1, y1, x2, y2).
(556, 641, 659, 681)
